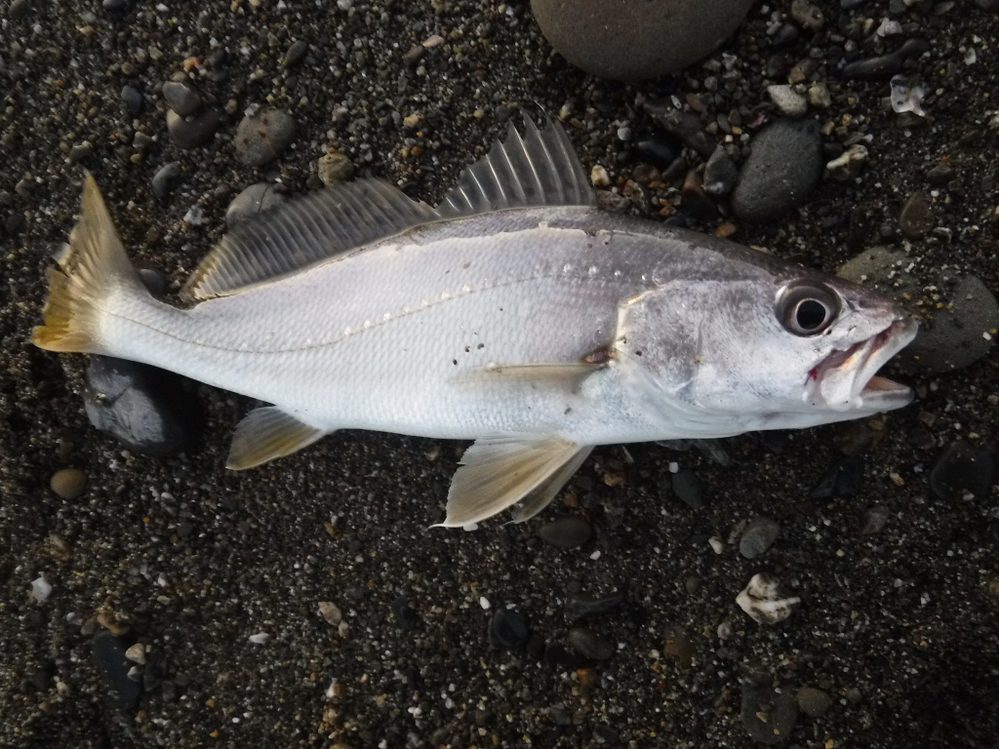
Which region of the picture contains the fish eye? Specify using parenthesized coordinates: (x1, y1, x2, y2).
(776, 283, 840, 336)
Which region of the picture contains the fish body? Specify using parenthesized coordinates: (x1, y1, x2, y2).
(35, 120, 917, 526)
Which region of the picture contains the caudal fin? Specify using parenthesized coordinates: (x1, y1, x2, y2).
(33, 173, 143, 353)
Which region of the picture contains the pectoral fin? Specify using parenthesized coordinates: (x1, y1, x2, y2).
(437, 434, 591, 527)
(226, 407, 327, 470)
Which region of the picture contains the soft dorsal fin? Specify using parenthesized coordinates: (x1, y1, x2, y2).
(436, 118, 596, 218)
(181, 179, 438, 302)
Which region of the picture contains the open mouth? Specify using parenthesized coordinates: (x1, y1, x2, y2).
(806, 318, 919, 411)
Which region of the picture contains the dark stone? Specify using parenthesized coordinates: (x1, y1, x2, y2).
(672, 468, 703, 510)
(91, 632, 142, 711)
(567, 627, 615, 660)
(926, 163, 955, 185)
(151, 162, 182, 200)
(811, 455, 864, 500)
(644, 101, 716, 157)
(391, 597, 419, 631)
(929, 442, 996, 502)
(282, 39, 309, 68)
(162, 81, 202, 117)
(703, 146, 739, 197)
(796, 686, 832, 717)
(83, 355, 202, 457)
(538, 516, 592, 548)
(566, 591, 625, 622)
(859, 505, 890, 537)
(234, 109, 297, 166)
(842, 53, 903, 80)
(29, 661, 55, 691)
(899, 38, 932, 58)
(739, 517, 780, 559)
(166, 108, 219, 149)
(490, 609, 530, 649)
(630, 134, 684, 170)
(741, 673, 798, 744)
(681, 169, 717, 221)
(898, 191, 935, 240)
(120, 85, 144, 116)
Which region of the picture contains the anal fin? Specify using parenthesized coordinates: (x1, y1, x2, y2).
(437, 434, 591, 527)
(226, 406, 327, 470)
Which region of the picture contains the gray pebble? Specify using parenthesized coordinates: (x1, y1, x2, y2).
(703, 146, 738, 197)
(741, 674, 798, 744)
(567, 627, 615, 661)
(151, 163, 182, 200)
(732, 119, 823, 222)
(162, 81, 202, 117)
(166, 108, 219, 149)
(537, 516, 592, 548)
(925, 163, 955, 185)
(282, 39, 309, 68)
(898, 191, 935, 240)
(69, 142, 93, 164)
(796, 686, 832, 718)
(790, 0, 825, 31)
(671, 468, 703, 510)
(739, 517, 780, 559)
(842, 53, 903, 80)
(859, 505, 890, 537)
(120, 85, 144, 116)
(225, 183, 287, 228)
(318, 152, 355, 187)
(767, 85, 807, 117)
(566, 591, 624, 622)
(235, 109, 296, 166)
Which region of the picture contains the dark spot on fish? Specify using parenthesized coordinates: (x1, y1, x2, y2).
(452, 359, 457, 366)
(564, 407, 572, 415)
(464, 345, 470, 352)
(477, 343, 484, 349)
(635, 350, 643, 357)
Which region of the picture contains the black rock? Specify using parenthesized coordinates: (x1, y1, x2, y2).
(842, 53, 903, 80)
(91, 632, 142, 711)
(741, 673, 798, 744)
(703, 146, 739, 197)
(166, 108, 219, 149)
(739, 517, 780, 559)
(566, 591, 625, 622)
(282, 39, 309, 68)
(929, 442, 997, 502)
(644, 101, 716, 157)
(630, 134, 684, 171)
(672, 468, 703, 510)
(162, 81, 202, 117)
(83, 355, 202, 457)
(490, 609, 529, 649)
(811, 454, 864, 500)
(568, 627, 615, 661)
(120, 85, 144, 116)
(391, 597, 419, 631)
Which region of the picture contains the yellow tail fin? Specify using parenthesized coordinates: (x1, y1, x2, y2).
(33, 173, 142, 353)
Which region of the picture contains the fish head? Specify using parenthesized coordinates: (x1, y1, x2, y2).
(617, 267, 918, 435)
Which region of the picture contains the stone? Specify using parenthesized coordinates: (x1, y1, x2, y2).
(151, 162, 182, 200)
(530, 0, 755, 81)
(318, 152, 355, 187)
(166, 108, 219, 149)
(929, 441, 996, 502)
(235, 109, 296, 166)
(731, 119, 823, 222)
(566, 592, 625, 622)
(859, 505, 891, 536)
(391, 598, 418, 631)
(282, 39, 309, 68)
(703, 146, 738, 196)
(225, 182, 287, 227)
(796, 686, 832, 717)
(671, 468, 703, 509)
(810, 455, 864, 499)
(842, 53, 903, 80)
(50, 468, 87, 500)
(630, 134, 684, 171)
(162, 81, 202, 117)
(736, 573, 800, 624)
(739, 517, 780, 559)
(567, 627, 615, 660)
(790, 0, 825, 31)
(898, 191, 935, 240)
(68, 142, 93, 164)
(538, 516, 592, 548)
(767, 85, 807, 117)
(644, 101, 715, 157)
(489, 609, 530, 649)
(741, 673, 798, 744)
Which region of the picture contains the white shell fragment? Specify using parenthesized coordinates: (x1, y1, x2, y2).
(736, 573, 801, 624)
(890, 75, 926, 117)
(125, 643, 147, 664)
(248, 632, 271, 645)
(31, 576, 52, 602)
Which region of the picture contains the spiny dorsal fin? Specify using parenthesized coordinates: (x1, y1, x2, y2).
(436, 118, 596, 218)
(181, 179, 438, 302)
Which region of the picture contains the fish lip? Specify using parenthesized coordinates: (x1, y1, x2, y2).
(810, 318, 919, 410)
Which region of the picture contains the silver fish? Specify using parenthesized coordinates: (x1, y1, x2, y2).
(34, 120, 917, 526)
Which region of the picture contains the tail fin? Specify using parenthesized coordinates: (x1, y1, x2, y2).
(33, 173, 144, 353)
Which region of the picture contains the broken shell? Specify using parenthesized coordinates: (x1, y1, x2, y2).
(736, 573, 801, 624)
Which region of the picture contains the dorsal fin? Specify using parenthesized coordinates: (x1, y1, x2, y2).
(436, 118, 596, 218)
(181, 179, 438, 302)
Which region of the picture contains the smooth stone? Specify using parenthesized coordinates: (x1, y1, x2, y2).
(537, 516, 592, 548)
(731, 119, 823, 222)
(151, 162, 182, 200)
(790, 0, 825, 31)
(50, 468, 87, 499)
(162, 81, 202, 117)
(741, 674, 798, 744)
(671, 468, 703, 510)
(929, 442, 996, 502)
(235, 109, 296, 166)
(69, 142, 93, 164)
(566, 591, 625, 622)
(925, 163, 955, 185)
(166, 108, 219, 149)
(282, 39, 309, 68)
(796, 686, 832, 717)
(489, 609, 529, 649)
(531, 0, 754, 81)
(767, 85, 807, 117)
(859, 505, 890, 537)
(811, 455, 864, 499)
(120, 85, 144, 116)
(842, 53, 903, 80)
(703, 146, 738, 196)
(391, 598, 419, 631)
(898, 191, 935, 239)
(567, 627, 615, 661)
(91, 632, 142, 711)
(83, 355, 201, 457)
(225, 182, 287, 227)
(630, 134, 684, 171)
(739, 517, 780, 559)
(662, 627, 694, 667)
(318, 152, 355, 187)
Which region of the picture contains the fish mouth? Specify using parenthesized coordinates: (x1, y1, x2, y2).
(806, 318, 919, 411)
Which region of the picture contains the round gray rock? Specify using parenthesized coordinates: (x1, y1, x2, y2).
(235, 109, 296, 166)
(731, 118, 824, 222)
(530, 0, 755, 81)
(225, 183, 287, 228)
(162, 81, 202, 117)
(739, 516, 780, 559)
(166, 108, 219, 150)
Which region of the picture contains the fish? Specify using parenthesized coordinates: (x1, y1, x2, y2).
(34, 119, 917, 527)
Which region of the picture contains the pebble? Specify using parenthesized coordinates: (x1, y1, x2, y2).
(929, 441, 996, 502)
(538, 516, 592, 548)
(166, 108, 219, 149)
(630, 134, 684, 171)
(235, 109, 297, 166)
(898, 191, 935, 240)
(790, 0, 825, 31)
(590, 165, 611, 188)
(225, 182, 287, 228)
(391, 598, 419, 631)
(671, 467, 703, 509)
(703, 146, 738, 197)
(31, 576, 52, 602)
(925, 163, 956, 185)
(842, 53, 903, 80)
(162, 81, 202, 117)
(566, 591, 625, 622)
(318, 152, 355, 187)
(282, 39, 309, 68)
(91, 632, 143, 711)
(662, 627, 694, 667)
(68, 142, 93, 164)
(796, 686, 832, 718)
(681, 170, 717, 221)
(121, 86, 146, 117)
(767, 85, 807, 117)
(739, 517, 780, 559)
(151, 162, 182, 200)
(9, 0, 30, 18)
(811, 454, 864, 499)
(567, 627, 615, 661)
(530, 0, 755, 80)
(644, 102, 715, 157)
(318, 601, 342, 626)
(858, 505, 891, 537)
(736, 573, 800, 624)
(50, 468, 87, 499)
(731, 119, 823, 222)
(83, 355, 201, 457)
(807, 82, 831, 109)
(489, 609, 529, 649)
(124, 643, 146, 665)
(741, 674, 798, 745)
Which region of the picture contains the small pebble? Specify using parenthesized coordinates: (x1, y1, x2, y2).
(736, 573, 800, 624)
(739, 517, 780, 559)
(566, 591, 624, 622)
(124, 643, 146, 665)
(489, 609, 529, 649)
(166, 108, 219, 149)
(151, 162, 182, 200)
(567, 627, 615, 661)
(671, 467, 703, 509)
(68, 142, 93, 164)
(644, 103, 714, 157)
(282, 39, 309, 68)
(807, 82, 831, 109)
(248, 632, 270, 645)
(590, 165, 611, 188)
(225, 182, 287, 228)
(796, 686, 832, 718)
(859, 505, 891, 537)
(790, 0, 825, 31)
(703, 146, 739, 197)
(31, 576, 52, 602)
(767, 85, 807, 117)
(538, 516, 592, 548)
(235, 109, 297, 166)
(826, 144, 868, 181)
(842, 53, 904, 80)
(162, 81, 202, 117)
(318, 152, 355, 187)
(318, 601, 342, 626)
(50, 468, 87, 499)
(630, 134, 683, 170)
(898, 191, 935, 240)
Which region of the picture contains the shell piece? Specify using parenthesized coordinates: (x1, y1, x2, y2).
(736, 573, 801, 624)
